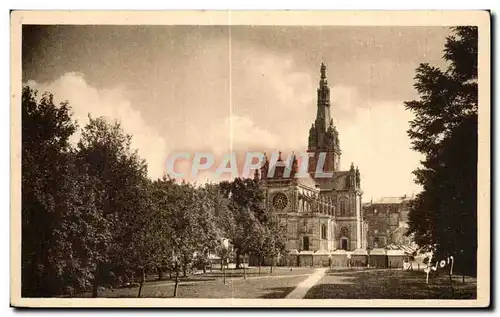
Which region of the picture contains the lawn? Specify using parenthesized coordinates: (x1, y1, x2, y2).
(80, 267, 315, 298)
(304, 269, 477, 299)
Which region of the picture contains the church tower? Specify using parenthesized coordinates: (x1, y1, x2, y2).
(258, 62, 366, 256)
(308, 63, 341, 175)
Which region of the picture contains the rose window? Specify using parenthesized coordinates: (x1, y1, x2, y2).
(272, 193, 288, 210)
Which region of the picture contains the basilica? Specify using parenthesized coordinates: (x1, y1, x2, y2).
(256, 63, 366, 254)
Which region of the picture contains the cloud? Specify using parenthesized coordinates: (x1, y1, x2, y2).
(231, 43, 316, 141)
(23, 49, 423, 202)
(337, 99, 423, 201)
(24, 73, 169, 179)
(167, 114, 280, 183)
(175, 40, 423, 201)
(229, 115, 279, 150)
(329, 85, 361, 121)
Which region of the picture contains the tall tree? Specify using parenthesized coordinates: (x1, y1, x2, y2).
(22, 87, 75, 296)
(21, 87, 106, 296)
(149, 177, 223, 295)
(404, 26, 478, 275)
(76, 116, 150, 295)
(220, 177, 287, 269)
(220, 177, 268, 268)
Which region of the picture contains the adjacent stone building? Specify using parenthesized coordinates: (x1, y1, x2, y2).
(363, 195, 415, 249)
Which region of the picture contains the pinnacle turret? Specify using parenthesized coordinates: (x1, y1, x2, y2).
(320, 62, 327, 80)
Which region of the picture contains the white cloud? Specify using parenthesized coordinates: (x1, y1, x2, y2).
(168, 114, 280, 182)
(338, 100, 423, 201)
(229, 115, 279, 150)
(25, 73, 168, 179)
(178, 114, 279, 154)
(231, 44, 316, 135)
(330, 85, 361, 117)
(24, 67, 423, 203)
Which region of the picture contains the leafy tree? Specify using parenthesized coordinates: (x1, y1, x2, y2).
(219, 177, 269, 268)
(220, 177, 288, 271)
(76, 116, 150, 296)
(197, 183, 233, 271)
(22, 86, 74, 296)
(21, 85, 289, 297)
(404, 26, 478, 276)
(147, 176, 178, 282)
(21, 87, 107, 296)
(261, 214, 288, 273)
(149, 177, 223, 296)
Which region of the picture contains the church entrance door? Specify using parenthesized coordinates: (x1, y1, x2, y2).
(303, 236, 310, 251)
(341, 238, 348, 250)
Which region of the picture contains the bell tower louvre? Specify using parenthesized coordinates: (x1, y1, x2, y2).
(308, 63, 341, 176)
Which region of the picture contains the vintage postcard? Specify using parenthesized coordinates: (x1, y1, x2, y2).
(10, 10, 490, 308)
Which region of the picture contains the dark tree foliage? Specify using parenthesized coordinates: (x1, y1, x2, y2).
(404, 26, 478, 276)
(21, 87, 246, 296)
(21, 87, 102, 296)
(219, 177, 287, 268)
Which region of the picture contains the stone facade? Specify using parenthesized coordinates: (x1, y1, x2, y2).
(258, 63, 365, 253)
(363, 196, 415, 249)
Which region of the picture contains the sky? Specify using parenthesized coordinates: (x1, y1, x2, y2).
(22, 25, 452, 202)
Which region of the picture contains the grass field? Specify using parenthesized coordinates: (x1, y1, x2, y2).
(84, 267, 315, 298)
(304, 269, 477, 299)
(76, 267, 476, 299)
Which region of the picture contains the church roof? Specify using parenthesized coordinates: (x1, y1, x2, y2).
(369, 248, 387, 255)
(314, 170, 351, 191)
(297, 173, 319, 190)
(370, 195, 414, 205)
(375, 197, 405, 204)
(332, 171, 350, 181)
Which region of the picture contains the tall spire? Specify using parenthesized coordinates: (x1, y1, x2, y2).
(307, 63, 341, 175)
(315, 62, 332, 133)
(319, 63, 328, 90)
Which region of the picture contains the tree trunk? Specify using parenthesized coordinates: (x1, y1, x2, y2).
(182, 264, 187, 278)
(137, 267, 145, 298)
(243, 254, 247, 280)
(235, 249, 241, 269)
(157, 266, 163, 281)
(173, 266, 180, 297)
(92, 283, 98, 298)
(270, 256, 274, 274)
(92, 263, 99, 298)
(223, 262, 226, 285)
(258, 256, 262, 276)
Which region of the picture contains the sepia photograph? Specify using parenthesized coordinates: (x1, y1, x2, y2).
(10, 10, 490, 308)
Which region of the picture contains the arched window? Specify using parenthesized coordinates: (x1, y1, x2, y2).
(339, 198, 349, 216)
(321, 224, 327, 240)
